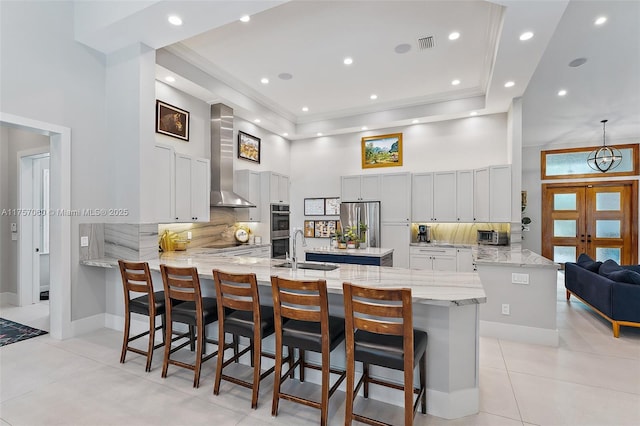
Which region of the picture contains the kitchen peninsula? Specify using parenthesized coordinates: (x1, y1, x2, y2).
(85, 247, 485, 419)
(305, 246, 394, 266)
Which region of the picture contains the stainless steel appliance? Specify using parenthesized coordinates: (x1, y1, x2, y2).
(339, 201, 381, 247)
(417, 225, 431, 243)
(271, 204, 290, 258)
(477, 230, 509, 245)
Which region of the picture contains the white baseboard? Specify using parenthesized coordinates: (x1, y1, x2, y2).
(480, 320, 559, 346)
(0, 292, 18, 306)
(70, 313, 106, 336)
(427, 387, 479, 419)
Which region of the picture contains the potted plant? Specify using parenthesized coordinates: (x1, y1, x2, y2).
(358, 222, 368, 249)
(345, 225, 360, 249)
(334, 229, 347, 249)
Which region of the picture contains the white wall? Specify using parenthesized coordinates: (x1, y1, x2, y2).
(290, 114, 509, 248)
(0, 127, 7, 294)
(1, 1, 110, 320)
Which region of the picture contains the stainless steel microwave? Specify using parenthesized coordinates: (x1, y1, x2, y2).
(477, 230, 509, 245)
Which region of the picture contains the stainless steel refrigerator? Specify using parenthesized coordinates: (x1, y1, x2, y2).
(339, 201, 381, 248)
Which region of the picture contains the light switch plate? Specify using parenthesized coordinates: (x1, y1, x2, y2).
(11, 223, 17, 232)
(512, 273, 529, 285)
(501, 304, 510, 315)
(187, 231, 192, 240)
(11, 233, 18, 241)
(80, 236, 89, 247)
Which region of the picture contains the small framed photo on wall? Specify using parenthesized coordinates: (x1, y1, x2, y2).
(156, 100, 190, 141)
(238, 131, 261, 163)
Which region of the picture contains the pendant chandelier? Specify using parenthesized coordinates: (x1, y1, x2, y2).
(587, 119, 622, 173)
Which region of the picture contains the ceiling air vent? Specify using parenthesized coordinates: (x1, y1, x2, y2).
(418, 36, 435, 50)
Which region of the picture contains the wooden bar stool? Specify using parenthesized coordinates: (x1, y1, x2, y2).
(270, 276, 346, 426)
(212, 269, 276, 409)
(160, 264, 230, 388)
(342, 282, 428, 426)
(118, 260, 166, 372)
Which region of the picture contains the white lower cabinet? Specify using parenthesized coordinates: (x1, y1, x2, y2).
(220, 246, 270, 258)
(456, 248, 474, 272)
(410, 246, 457, 271)
(381, 223, 410, 268)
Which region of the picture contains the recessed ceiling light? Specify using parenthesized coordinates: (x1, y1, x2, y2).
(254, 119, 260, 123)
(470, 111, 478, 116)
(343, 57, 353, 65)
(370, 94, 378, 100)
(317, 132, 323, 136)
(260, 77, 269, 84)
(504, 81, 515, 88)
(361, 126, 368, 130)
(448, 32, 460, 40)
(568, 57, 588, 67)
(278, 72, 293, 80)
(594, 16, 607, 26)
(240, 15, 251, 23)
(558, 89, 567, 96)
(412, 119, 419, 124)
(394, 43, 411, 54)
(451, 79, 461, 86)
(519, 31, 534, 41)
(168, 15, 182, 26)
(165, 76, 175, 83)
(302, 106, 309, 112)
(283, 133, 288, 137)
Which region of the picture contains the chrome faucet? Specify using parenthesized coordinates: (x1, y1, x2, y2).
(291, 228, 307, 271)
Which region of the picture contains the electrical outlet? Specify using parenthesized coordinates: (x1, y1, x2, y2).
(512, 273, 529, 285)
(80, 236, 89, 247)
(11, 223, 17, 232)
(501, 304, 510, 315)
(187, 231, 192, 240)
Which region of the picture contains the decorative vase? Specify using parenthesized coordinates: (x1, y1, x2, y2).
(347, 242, 356, 249)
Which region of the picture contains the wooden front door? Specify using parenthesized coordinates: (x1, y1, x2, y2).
(542, 181, 638, 264)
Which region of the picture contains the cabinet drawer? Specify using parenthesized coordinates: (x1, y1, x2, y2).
(409, 247, 456, 257)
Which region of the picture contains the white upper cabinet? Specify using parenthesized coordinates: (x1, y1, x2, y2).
(153, 144, 175, 223)
(473, 168, 490, 222)
(433, 171, 456, 221)
(380, 173, 411, 222)
(174, 154, 210, 223)
(341, 175, 380, 201)
(489, 165, 511, 222)
(234, 170, 262, 222)
(456, 170, 474, 222)
(381, 222, 410, 268)
(265, 172, 290, 204)
(411, 173, 434, 222)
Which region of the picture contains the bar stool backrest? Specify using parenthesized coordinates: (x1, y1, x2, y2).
(119, 260, 155, 307)
(160, 264, 201, 306)
(271, 276, 327, 324)
(213, 269, 259, 318)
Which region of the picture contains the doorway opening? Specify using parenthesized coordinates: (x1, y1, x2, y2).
(542, 180, 638, 264)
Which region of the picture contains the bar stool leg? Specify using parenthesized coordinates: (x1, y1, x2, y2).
(251, 337, 262, 409)
(320, 347, 330, 426)
(145, 314, 155, 372)
(161, 316, 173, 379)
(404, 361, 413, 425)
(420, 353, 427, 414)
(272, 338, 283, 416)
(120, 310, 131, 364)
(299, 349, 305, 382)
(193, 322, 204, 388)
(363, 363, 369, 398)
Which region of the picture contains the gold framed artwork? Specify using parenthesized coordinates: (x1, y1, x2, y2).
(304, 220, 315, 238)
(361, 133, 403, 169)
(156, 100, 189, 141)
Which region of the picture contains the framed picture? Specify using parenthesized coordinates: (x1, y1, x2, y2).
(304, 220, 315, 238)
(361, 133, 403, 169)
(314, 220, 334, 238)
(156, 100, 189, 141)
(325, 197, 340, 215)
(304, 198, 325, 216)
(238, 131, 261, 163)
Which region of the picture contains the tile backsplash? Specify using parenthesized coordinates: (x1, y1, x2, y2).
(411, 222, 511, 245)
(159, 207, 238, 249)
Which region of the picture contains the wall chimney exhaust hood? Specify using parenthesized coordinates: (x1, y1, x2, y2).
(210, 103, 255, 208)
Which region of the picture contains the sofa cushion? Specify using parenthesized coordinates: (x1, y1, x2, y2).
(576, 253, 602, 272)
(607, 269, 640, 285)
(599, 259, 622, 278)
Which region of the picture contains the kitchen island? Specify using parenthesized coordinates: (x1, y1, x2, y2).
(305, 246, 393, 266)
(85, 248, 485, 419)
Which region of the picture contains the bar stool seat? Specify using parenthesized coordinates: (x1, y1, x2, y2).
(224, 307, 275, 337)
(171, 298, 218, 325)
(354, 330, 428, 372)
(128, 291, 166, 316)
(281, 316, 345, 352)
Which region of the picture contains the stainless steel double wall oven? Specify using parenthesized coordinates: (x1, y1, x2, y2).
(270, 204, 290, 258)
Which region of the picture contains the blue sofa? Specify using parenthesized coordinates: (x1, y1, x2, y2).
(565, 255, 640, 337)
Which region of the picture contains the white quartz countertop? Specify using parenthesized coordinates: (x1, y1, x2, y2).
(305, 246, 394, 257)
(82, 248, 485, 307)
(472, 245, 559, 269)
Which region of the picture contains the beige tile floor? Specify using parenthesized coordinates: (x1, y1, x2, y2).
(1, 272, 639, 426)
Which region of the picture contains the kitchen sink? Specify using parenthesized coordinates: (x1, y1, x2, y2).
(274, 262, 339, 271)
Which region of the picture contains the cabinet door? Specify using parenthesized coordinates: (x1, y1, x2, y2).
(269, 173, 280, 203)
(190, 158, 210, 222)
(456, 170, 474, 222)
(248, 171, 262, 221)
(411, 173, 434, 222)
(236, 170, 262, 222)
(456, 248, 474, 272)
(490, 165, 512, 222)
(381, 223, 410, 268)
(360, 175, 381, 201)
(473, 168, 490, 222)
(341, 176, 362, 201)
(432, 255, 457, 271)
(174, 155, 191, 222)
(278, 174, 290, 204)
(381, 173, 410, 222)
(410, 255, 432, 270)
(153, 144, 174, 222)
(433, 171, 456, 221)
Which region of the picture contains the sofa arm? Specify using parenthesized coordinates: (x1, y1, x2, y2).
(621, 265, 640, 274)
(611, 282, 640, 323)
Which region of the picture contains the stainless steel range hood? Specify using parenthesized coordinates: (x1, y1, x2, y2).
(210, 103, 255, 208)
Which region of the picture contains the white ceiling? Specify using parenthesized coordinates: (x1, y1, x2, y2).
(75, 0, 640, 145)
